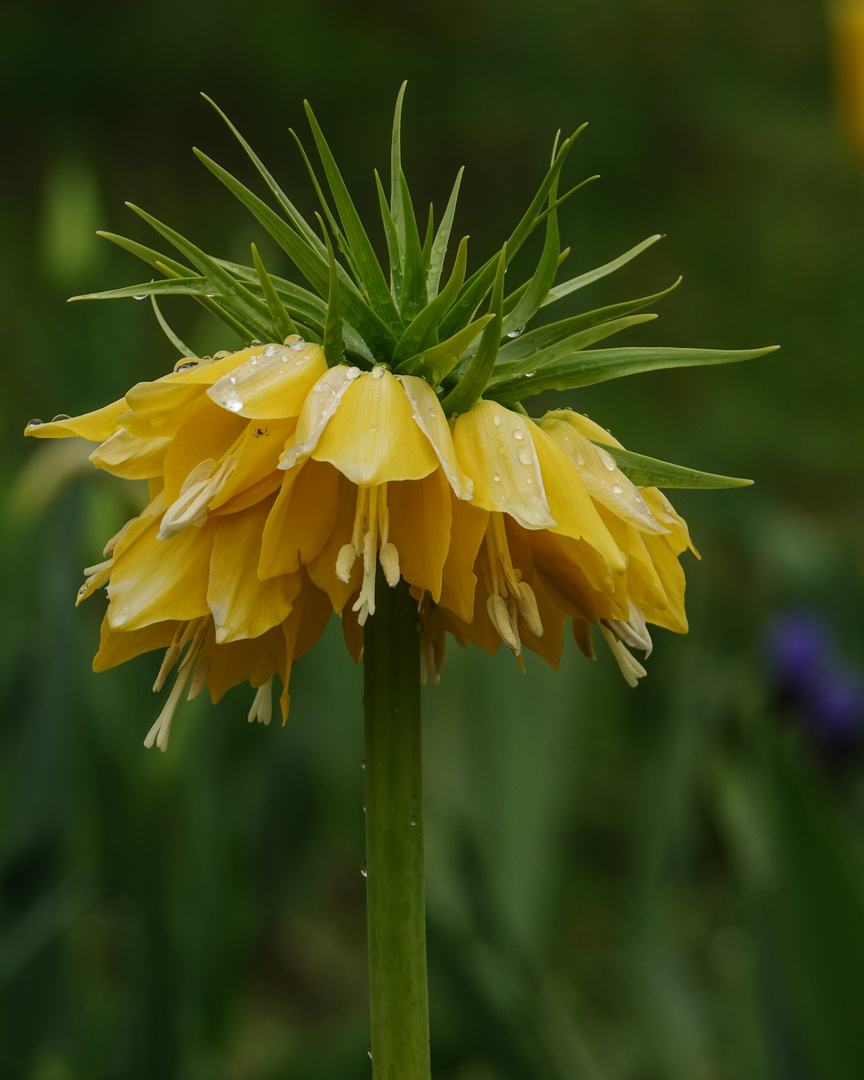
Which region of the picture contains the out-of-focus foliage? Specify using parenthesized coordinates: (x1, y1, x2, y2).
(2, 0, 864, 1077)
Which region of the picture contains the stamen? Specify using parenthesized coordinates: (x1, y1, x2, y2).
(158, 455, 237, 540)
(336, 544, 358, 583)
(342, 484, 403, 624)
(482, 513, 544, 654)
(602, 599, 652, 657)
(247, 678, 273, 725)
(144, 665, 192, 751)
(600, 626, 647, 687)
(419, 629, 447, 686)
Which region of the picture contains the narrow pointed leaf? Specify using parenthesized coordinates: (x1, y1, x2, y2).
(125, 202, 276, 336)
(426, 166, 464, 300)
(440, 245, 507, 416)
(318, 216, 345, 368)
(497, 278, 681, 365)
(194, 149, 396, 355)
(150, 296, 197, 357)
(395, 315, 494, 386)
(290, 128, 361, 282)
(390, 82, 407, 240)
(543, 234, 663, 307)
(421, 205, 435, 266)
(70, 278, 218, 302)
(303, 101, 400, 326)
(374, 169, 403, 305)
(201, 95, 326, 256)
(501, 162, 562, 336)
(399, 171, 427, 320)
(96, 231, 193, 278)
(588, 441, 753, 488)
(392, 236, 469, 365)
(252, 244, 300, 340)
(439, 126, 585, 338)
(490, 345, 779, 405)
(490, 313, 659, 384)
(500, 249, 570, 317)
(212, 258, 328, 326)
(532, 174, 599, 225)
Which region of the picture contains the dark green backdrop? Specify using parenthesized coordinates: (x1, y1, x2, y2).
(3, 1, 864, 1077)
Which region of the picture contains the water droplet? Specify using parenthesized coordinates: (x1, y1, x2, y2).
(214, 350, 232, 360)
(346, 367, 361, 381)
(598, 448, 617, 472)
(428, 407, 436, 416)
(220, 398, 244, 413)
(525, 371, 536, 378)
(367, 1045, 373, 1060)
(262, 344, 277, 357)
(507, 325, 525, 338)
(518, 448, 533, 465)
(409, 813, 418, 826)
(526, 477, 534, 485)
(27, 419, 44, 428)
(371, 365, 386, 380)
(250, 357, 258, 366)
(493, 473, 501, 482)
(513, 430, 524, 441)
(493, 415, 501, 426)
(133, 294, 147, 301)
(174, 359, 199, 372)
(52, 414, 71, 423)
(360, 759, 366, 769)
(250, 339, 263, 347)
(574, 451, 585, 466)
(229, 377, 237, 384)
(78, 584, 87, 596)
(360, 859, 368, 878)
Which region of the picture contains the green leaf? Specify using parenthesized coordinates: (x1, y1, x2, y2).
(421, 204, 435, 267)
(398, 171, 427, 320)
(70, 277, 216, 301)
(531, 173, 599, 226)
(212, 258, 328, 327)
(200, 94, 327, 258)
(426, 167, 464, 300)
(439, 125, 585, 338)
(289, 128, 361, 283)
(543, 234, 663, 308)
(317, 215, 345, 368)
(390, 81, 408, 244)
(440, 245, 507, 416)
(125, 202, 277, 338)
(374, 170, 403, 305)
(500, 161, 562, 337)
(497, 278, 681, 365)
(303, 101, 401, 328)
(95, 230, 192, 278)
(490, 345, 778, 405)
(150, 296, 197, 357)
(490, 313, 659, 383)
(587, 440, 753, 488)
(392, 235, 469, 366)
(251, 244, 300, 341)
(194, 149, 396, 356)
(396, 314, 494, 386)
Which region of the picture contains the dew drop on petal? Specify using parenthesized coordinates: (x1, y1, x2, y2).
(513, 430, 524, 441)
(493, 414, 501, 426)
(526, 477, 534, 484)
(250, 339, 263, 347)
(371, 365, 386, 380)
(518, 448, 533, 465)
(291, 340, 306, 350)
(493, 473, 501, 482)
(52, 414, 71, 423)
(612, 483, 624, 494)
(507, 325, 525, 338)
(264, 344, 279, 357)
(346, 367, 361, 381)
(174, 359, 199, 372)
(220, 398, 244, 413)
(27, 419, 44, 428)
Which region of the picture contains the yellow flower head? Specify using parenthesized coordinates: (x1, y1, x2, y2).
(25, 90, 774, 746)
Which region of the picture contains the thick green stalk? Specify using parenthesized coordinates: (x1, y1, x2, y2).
(363, 576, 430, 1078)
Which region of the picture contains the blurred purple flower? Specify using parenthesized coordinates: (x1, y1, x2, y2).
(767, 612, 864, 749)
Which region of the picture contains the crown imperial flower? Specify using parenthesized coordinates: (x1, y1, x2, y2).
(24, 89, 774, 747)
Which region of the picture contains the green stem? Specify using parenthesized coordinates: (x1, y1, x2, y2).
(363, 576, 430, 1078)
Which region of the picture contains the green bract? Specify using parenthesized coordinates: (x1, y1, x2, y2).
(71, 85, 777, 491)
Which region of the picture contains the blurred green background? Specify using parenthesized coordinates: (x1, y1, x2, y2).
(3, 0, 864, 1077)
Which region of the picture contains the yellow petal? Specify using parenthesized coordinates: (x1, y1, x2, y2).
(519, 573, 566, 670)
(397, 375, 473, 499)
(206, 341, 327, 419)
(310, 367, 439, 486)
(205, 625, 286, 703)
(208, 497, 302, 643)
(25, 397, 128, 441)
(540, 413, 668, 535)
(92, 615, 180, 671)
(259, 460, 340, 580)
(439, 497, 488, 624)
(208, 417, 297, 513)
(280, 365, 359, 470)
(106, 516, 215, 631)
(641, 534, 689, 633)
(89, 429, 172, 479)
(306, 473, 362, 613)
(529, 421, 625, 573)
(387, 470, 452, 603)
(121, 381, 204, 439)
(452, 400, 555, 529)
(162, 400, 247, 504)
(279, 575, 333, 721)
